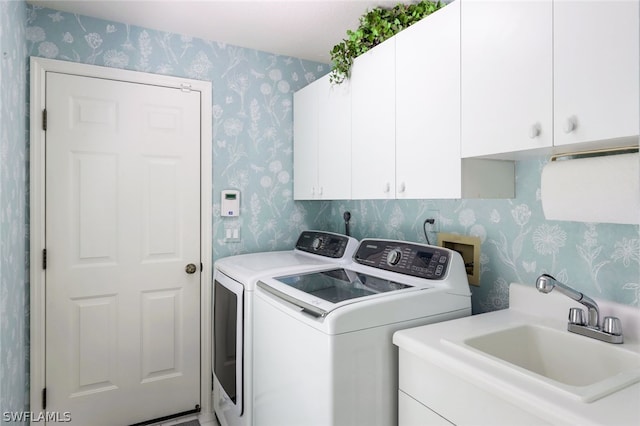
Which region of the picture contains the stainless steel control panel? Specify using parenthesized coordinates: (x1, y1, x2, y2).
(353, 239, 450, 280)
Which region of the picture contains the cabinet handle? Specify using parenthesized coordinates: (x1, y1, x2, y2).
(318, 186, 323, 196)
(529, 123, 541, 139)
(398, 182, 406, 193)
(311, 187, 315, 196)
(384, 182, 390, 193)
(564, 116, 578, 134)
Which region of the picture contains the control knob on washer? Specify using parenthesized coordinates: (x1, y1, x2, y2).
(386, 248, 402, 266)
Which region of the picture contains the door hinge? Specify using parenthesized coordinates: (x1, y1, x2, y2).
(180, 83, 192, 93)
(42, 387, 47, 410)
(42, 109, 47, 131)
(42, 249, 47, 270)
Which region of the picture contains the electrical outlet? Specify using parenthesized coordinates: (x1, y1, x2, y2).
(424, 209, 440, 233)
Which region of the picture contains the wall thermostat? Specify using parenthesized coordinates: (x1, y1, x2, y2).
(221, 190, 240, 217)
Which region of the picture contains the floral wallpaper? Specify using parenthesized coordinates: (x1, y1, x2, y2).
(316, 158, 640, 313)
(8, 1, 329, 419)
(1, 0, 28, 421)
(24, 4, 330, 258)
(1, 1, 638, 420)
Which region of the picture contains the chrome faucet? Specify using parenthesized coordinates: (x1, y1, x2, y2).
(536, 274, 600, 327)
(535, 274, 623, 344)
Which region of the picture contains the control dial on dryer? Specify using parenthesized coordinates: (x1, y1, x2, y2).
(311, 237, 324, 250)
(386, 248, 402, 266)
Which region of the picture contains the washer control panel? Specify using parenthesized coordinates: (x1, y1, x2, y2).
(354, 239, 450, 280)
(295, 231, 352, 259)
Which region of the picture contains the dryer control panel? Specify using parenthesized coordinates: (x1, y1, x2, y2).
(295, 231, 353, 259)
(354, 239, 450, 280)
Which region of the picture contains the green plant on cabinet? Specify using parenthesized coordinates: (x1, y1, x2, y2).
(330, 0, 445, 84)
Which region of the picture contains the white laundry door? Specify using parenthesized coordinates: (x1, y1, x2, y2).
(45, 72, 201, 425)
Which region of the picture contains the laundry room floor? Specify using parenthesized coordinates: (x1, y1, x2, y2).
(151, 417, 204, 426)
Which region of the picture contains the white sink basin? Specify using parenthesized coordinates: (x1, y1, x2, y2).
(443, 324, 640, 402)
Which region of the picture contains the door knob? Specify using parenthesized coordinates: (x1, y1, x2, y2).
(185, 263, 197, 274)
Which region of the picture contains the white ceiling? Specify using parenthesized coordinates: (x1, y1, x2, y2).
(27, 0, 406, 64)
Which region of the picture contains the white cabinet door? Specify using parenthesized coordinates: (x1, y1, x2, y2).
(293, 82, 319, 200)
(351, 38, 396, 199)
(294, 75, 351, 200)
(396, 1, 461, 199)
(399, 391, 454, 426)
(318, 75, 351, 199)
(461, 0, 553, 157)
(553, 0, 639, 147)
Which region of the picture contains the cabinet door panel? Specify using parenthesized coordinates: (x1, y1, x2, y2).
(318, 75, 351, 200)
(461, 0, 552, 157)
(554, 0, 639, 146)
(351, 38, 396, 199)
(293, 83, 319, 200)
(396, 1, 461, 199)
(399, 391, 454, 426)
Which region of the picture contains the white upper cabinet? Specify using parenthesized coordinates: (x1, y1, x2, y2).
(461, 0, 639, 158)
(295, 0, 518, 201)
(396, 0, 513, 199)
(293, 81, 318, 200)
(318, 74, 352, 199)
(293, 74, 351, 200)
(461, 0, 553, 158)
(351, 37, 396, 199)
(396, 0, 462, 199)
(553, 0, 639, 147)
(294, 0, 639, 201)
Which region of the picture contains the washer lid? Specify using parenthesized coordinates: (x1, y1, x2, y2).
(257, 268, 416, 317)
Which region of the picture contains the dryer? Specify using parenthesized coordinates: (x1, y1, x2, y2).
(252, 238, 472, 426)
(212, 231, 358, 426)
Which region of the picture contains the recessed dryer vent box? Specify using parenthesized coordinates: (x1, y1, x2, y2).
(437, 233, 481, 286)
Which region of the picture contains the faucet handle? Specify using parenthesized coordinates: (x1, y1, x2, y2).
(568, 307, 586, 325)
(602, 316, 622, 336)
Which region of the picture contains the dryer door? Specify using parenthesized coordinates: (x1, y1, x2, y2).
(213, 271, 244, 415)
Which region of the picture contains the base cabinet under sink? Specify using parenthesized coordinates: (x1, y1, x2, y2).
(398, 349, 552, 426)
(399, 391, 453, 426)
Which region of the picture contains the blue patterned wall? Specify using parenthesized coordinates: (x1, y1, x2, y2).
(9, 2, 329, 418)
(2, 2, 638, 417)
(314, 158, 639, 313)
(24, 3, 640, 312)
(25, 4, 329, 259)
(1, 0, 28, 420)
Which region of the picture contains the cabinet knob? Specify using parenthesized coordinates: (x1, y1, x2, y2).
(311, 186, 315, 196)
(318, 186, 323, 196)
(398, 182, 406, 193)
(564, 116, 578, 134)
(529, 123, 541, 139)
(384, 182, 390, 193)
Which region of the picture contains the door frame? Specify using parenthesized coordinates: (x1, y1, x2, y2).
(29, 57, 214, 423)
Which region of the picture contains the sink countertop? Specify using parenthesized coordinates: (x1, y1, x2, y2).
(393, 283, 640, 426)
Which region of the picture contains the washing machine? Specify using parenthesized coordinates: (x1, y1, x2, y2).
(212, 231, 359, 426)
(252, 238, 472, 426)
